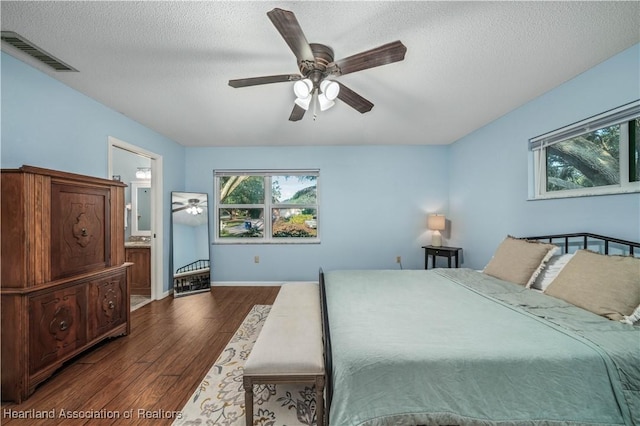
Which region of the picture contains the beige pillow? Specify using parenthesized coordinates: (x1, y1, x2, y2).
(544, 250, 640, 321)
(483, 236, 557, 287)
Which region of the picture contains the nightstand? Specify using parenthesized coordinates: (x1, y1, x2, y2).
(422, 245, 462, 269)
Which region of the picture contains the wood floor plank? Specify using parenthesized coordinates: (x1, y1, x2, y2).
(73, 361, 152, 411)
(1, 286, 280, 425)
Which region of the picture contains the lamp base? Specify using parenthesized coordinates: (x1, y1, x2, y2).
(431, 231, 442, 247)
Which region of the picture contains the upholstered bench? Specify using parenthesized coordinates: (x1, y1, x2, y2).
(243, 282, 325, 426)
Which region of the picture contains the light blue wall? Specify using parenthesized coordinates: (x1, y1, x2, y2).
(448, 43, 640, 269)
(1, 52, 186, 292)
(172, 222, 200, 271)
(185, 145, 449, 282)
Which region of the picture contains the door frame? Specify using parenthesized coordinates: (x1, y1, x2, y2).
(108, 136, 165, 301)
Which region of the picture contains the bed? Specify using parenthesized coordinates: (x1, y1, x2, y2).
(173, 259, 210, 297)
(319, 233, 640, 426)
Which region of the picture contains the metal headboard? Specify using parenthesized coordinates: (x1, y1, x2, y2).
(524, 233, 639, 256)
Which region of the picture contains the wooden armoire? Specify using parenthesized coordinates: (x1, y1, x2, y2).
(1, 165, 131, 402)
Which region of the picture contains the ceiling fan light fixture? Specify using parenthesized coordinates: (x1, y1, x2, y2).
(135, 167, 151, 179)
(186, 206, 203, 215)
(318, 93, 335, 111)
(293, 78, 313, 99)
(229, 9, 407, 122)
(295, 95, 312, 110)
(320, 80, 340, 101)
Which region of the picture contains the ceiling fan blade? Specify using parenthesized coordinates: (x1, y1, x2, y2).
(336, 83, 374, 113)
(289, 103, 306, 121)
(229, 74, 301, 88)
(328, 40, 407, 76)
(267, 8, 315, 63)
(173, 200, 207, 213)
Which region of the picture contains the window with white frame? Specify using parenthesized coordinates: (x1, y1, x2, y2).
(214, 170, 319, 243)
(529, 101, 640, 199)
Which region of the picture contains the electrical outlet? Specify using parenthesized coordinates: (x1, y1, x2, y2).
(254, 255, 260, 264)
(396, 256, 402, 264)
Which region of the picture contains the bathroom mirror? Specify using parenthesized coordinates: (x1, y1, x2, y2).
(131, 180, 151, 236)
(171, 191, 211, 297)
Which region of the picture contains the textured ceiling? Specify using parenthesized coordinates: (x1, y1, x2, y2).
(2, 1, 639, 147)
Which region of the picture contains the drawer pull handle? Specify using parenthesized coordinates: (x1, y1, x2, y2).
(81, 228, 88, 237)
(59, 320, 68, 331)
(108, 301, 115, 309)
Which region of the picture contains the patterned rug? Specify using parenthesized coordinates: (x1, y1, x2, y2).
(173, 305, 319, 426)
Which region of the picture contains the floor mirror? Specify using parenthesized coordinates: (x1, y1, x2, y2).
(171, 191, 211, 297)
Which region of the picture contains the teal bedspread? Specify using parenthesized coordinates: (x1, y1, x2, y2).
(324, 269, 639, 426)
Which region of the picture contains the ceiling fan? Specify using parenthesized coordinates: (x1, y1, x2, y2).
(228, 8, 407, 121)
(172, 198, 207, 215)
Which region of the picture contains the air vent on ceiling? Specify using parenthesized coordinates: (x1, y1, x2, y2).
(1, 31, 77, 72)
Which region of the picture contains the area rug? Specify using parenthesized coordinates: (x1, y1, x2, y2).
(173, 304, 319, 426)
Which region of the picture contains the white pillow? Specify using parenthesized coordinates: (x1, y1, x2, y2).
(531, 253, 574, 291)
(621, 304, 640, 325)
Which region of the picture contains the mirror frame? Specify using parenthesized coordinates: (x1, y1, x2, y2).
(131, 180, 151, 236)
(171, 191, 211, 297)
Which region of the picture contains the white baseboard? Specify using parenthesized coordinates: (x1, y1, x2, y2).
(211, 281, 317, 287)
(159, 289, 173, 299)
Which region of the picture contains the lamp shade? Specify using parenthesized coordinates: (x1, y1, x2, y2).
(294, 95, 312, 110)
(428, 214, 446, 231)
(294, 79, 313, 99)
(318, 93, 335, 111)
(320, 80, 339, 101)
(135, 167, 151, 179)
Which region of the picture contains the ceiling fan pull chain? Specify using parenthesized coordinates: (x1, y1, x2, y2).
(312, 92, 318, 121)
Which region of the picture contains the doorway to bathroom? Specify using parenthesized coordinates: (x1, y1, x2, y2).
(108, 136, 164, 308)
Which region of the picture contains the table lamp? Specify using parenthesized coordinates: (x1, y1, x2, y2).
(428, 214, 446, 247)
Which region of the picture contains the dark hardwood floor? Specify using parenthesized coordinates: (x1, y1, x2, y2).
(1, 286, 280, 425)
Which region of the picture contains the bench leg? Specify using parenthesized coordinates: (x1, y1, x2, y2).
(243, 376, 253, 426)
(315, 375, 326, 426)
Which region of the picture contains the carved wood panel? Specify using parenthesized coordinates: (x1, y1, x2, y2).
(29, 286, 86, 374)
(50, 183, 110, 279)
(88, 271, 126, 339)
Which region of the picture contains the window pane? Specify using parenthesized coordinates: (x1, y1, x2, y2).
(272, 175, 317, 204)
(219, 208, 264, 238)
(219, 176, 264, 204)
(546, 125, 620, 192)
(272, 208, 317, 238)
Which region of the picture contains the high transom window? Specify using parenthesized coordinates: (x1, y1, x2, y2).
(214, 170, 319, 243)
(529, 101, 640, 199)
